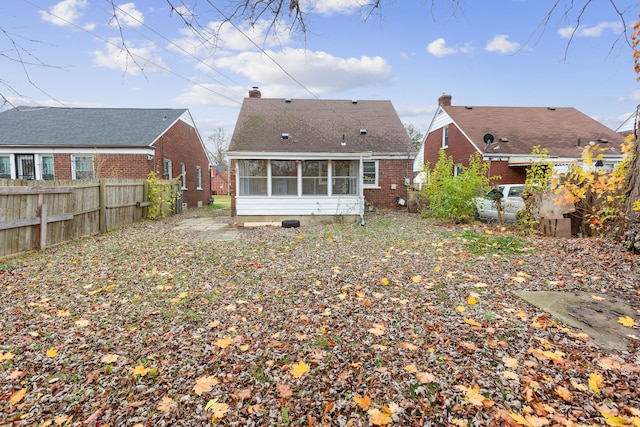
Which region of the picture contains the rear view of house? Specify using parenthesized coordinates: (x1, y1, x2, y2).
(226, 89, 415, 225)
(0, 106, 211, 208)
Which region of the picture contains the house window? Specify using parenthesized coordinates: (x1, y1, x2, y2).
(238, 159, 267, 196)
(72, 155, 94, 179)
(16, 154, 35, 180)
(363, 160, 378, 188)
(41, 156, 54, 180)
(332, 160, 359, 195)
(272, 160, 297, 195)
(180, 163, 186, 189)
(302, 160, 328, 195)
(442, 125, 449, 149)
(196, 166, 202, 190)
(163, 159, 172, 180)
(0, 155, 11, 178)
(454, 164, 463, 176)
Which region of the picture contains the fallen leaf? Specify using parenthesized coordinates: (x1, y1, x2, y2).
(9, 388, 27, 405)
(618, 316, 635, 327)
(463, 317, 481, 327)
(353, 394, 371, 410)
(100, 354, 119, 363)
(132, 365, 151, 377)
(277, 383, 293, 399)
(368, 324, 386, 336)
(75, 319, 90, 327)
(157, 396, 174, 413)
(467, 296, 478, 305)
(206, 401, 229, 420)
(503, 371, 519, 380)
(214, 337, 232, 349)
(368, 408, 392, 425)
(589, 372, 603, 394)
(193, 375, 219, 395)
(46, 348, 58, 358)
(503, 357, 519, 369)
(404, 364, 417, 372)
(416, 372, 435, 383)
(555, 386, 572, 402)
(291, 361, 310, 378)
(0, 351, 15, 361)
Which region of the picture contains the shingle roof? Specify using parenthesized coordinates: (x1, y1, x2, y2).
(228, 98, 414, 154)
(443, 106, 625, 157)
(0, 107, 188, 148)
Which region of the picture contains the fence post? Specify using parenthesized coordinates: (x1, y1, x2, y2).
(99, 179, 107, 233)
(39, 203, 48, 249)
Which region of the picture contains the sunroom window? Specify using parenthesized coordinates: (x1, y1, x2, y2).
(332, 160, 358, 195)
(272, 160, 297, 195)
(302, 160, 328, 195)
(238, 160, 267, 196)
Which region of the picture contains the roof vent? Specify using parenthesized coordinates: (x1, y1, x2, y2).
(499, 137, 509, 142)
(360, 129, 367, 135)
(352, 100, 358, 104)
(285, 98, 292, 103)
(281, 133, 290, 139)
(548, 107, 556, 111)
(465, 106, 473, 110)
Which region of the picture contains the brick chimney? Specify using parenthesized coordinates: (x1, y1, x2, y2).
(438, 93, 452, 107)
(249, 86, 261, 98)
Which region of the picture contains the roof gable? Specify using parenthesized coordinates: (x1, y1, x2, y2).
(228, 98, 414, 155)
(0, 107, 190, 148)
(443, 105, 625, 158)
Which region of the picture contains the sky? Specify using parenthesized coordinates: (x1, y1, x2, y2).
(1, 0, 639, 150)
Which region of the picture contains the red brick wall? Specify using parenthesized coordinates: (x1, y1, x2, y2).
(51, 153, 151, 180)
(423, 125, 527, 186)
(53, 155, 71, 179)
(152, 120, 211, 208)
(364, 158, 413, 210)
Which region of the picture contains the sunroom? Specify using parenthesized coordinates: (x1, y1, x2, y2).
(230, 152, 371, 225)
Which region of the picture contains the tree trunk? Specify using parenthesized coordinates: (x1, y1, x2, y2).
(624, 131, 640, 222)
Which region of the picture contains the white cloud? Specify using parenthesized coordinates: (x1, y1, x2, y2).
(170, 19, 292, 59)
(213, 47, 391, 96)
(426, 38, 457, 57)
(39, 0, 88, 26)
(301, 0, 362, 15)
(110, 3, 144, 28)
(90, 39, 168, 75)
(558, 21, 623, 38)
(173, 84, 245, 108)
(484, 34, 520, 54)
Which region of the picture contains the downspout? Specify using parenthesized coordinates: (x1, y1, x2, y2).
(359, 155, 365, 226)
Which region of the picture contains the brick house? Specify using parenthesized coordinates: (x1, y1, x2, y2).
(211, 165, 229, 196)
(0, 106, 211, 208)
(226, 89, 415, 225)
(414, 94, 626, 186)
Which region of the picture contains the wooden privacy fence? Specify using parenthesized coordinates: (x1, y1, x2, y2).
(0, 178, 180, 258)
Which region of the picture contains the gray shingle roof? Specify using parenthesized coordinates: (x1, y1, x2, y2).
(0, 107, 188, 148)
(228, 98, 414, 154)
(444, 105, 625, 157)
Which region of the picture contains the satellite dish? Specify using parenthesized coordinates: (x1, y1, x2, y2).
(483, 133, 494, 145)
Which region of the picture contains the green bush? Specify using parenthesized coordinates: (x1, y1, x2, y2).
(420, 150, 491, 223)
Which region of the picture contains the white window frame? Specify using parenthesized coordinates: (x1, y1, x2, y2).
(163, 159, 172, 180)
(196, 166, 202, 190)
(41, 155, 55, 180)
(363, 160, 379, 188)
(180, 163, 187, 189)
(71, 155, 94, 179)
(442, 125, 449, 149)
(0, 155, 12, 179)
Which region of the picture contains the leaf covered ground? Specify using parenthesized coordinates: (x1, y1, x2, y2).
(1, 209, 639, 426)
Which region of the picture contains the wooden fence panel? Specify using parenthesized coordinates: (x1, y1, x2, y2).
(0, 178, 177, 258)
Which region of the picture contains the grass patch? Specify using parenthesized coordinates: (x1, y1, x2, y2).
(460, 230, 531, 255)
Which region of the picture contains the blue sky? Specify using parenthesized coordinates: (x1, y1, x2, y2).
(1, 0, 638, 147)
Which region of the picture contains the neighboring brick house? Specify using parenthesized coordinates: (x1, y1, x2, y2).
(226, 89, 415, 225)
(0, 106, 211, 208)
(211, 165, 229, 196)
(414, 94, 626, 186)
